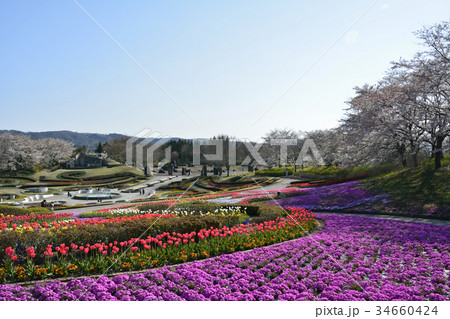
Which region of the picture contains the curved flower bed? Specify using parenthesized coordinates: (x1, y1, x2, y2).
(272, 181, 390, 212)
(0, 214, 448, 301)
(0, 212, 175, 233)
(0, 209, 315, 283)
(0, 213, 74, 231)
(77, 206, 246, 219)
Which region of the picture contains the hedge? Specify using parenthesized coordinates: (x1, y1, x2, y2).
(0, 206, 52, 216)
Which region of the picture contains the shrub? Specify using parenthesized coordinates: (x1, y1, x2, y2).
(0, 206, 53, 216)
(249, 204, 285, 223)
(0, 206, 30, 216)
(255, 167, 294, 177)
(28, 207, 53, 214)
(228, 204, 259, 217)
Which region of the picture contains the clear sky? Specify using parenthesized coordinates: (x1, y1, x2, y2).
(1, 0, 449, 140)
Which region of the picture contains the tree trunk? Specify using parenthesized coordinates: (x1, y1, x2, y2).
(434, 136, 444, 170)
(412, 153, 418, 167)
(397, 143, 407, 167)
(409, 140, 419, 167)
(401, 158, 407, 168)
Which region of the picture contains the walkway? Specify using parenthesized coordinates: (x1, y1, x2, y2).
(314, 211, 450, 227)
(54, 175, 186, 214)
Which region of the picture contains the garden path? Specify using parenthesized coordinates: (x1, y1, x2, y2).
(314, 211, 450, 227)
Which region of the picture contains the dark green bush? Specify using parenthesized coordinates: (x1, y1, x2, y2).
(255, 167, 294, 177)
(249, 204, 285, 223)
(28, 207, 53, 214)
(0, 205, 53, 217)
(0, 206, 30, 216)
(138, 201, 260, 217)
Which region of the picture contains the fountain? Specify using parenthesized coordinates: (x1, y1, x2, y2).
(72, 189, 120, 200)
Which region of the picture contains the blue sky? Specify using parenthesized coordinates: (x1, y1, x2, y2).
(1, 0, 449, 140)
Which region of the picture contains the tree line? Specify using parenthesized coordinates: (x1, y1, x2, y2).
(0, 133, 74, 171)
(340, 21, 449, 169)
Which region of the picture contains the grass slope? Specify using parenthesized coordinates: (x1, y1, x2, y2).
(291, 156, 449, 217)
(363, 156, 450, 215)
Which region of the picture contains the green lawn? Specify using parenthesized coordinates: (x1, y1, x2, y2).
(43, 165, 145, 181)
(0, 188, 19, 195)
(0, 165, 147, 190)
(363, 156, 450, 212)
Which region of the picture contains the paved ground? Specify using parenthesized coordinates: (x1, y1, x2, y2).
(53, 175, 290, 214)
(314, 211, 450, 227)
(35, 175, 186, 213)
(254, 177, 296, 191)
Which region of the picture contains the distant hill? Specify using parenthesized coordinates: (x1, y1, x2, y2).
(0, 130, 233, 150)
(0, 130, 129, 149)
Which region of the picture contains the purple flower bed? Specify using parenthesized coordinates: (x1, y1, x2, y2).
(271, 181, 390, 212)
(0, 214, 448, 301)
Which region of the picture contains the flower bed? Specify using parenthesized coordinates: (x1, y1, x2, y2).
(0, 208, 316, 283)
(0, 213, 447, 301)
(77, 203, 247, 219)
(0, 213, 74, 231)
(104, 206, 245, 218)
(272, 181, 390, 212)
(0, 212, 173, 232)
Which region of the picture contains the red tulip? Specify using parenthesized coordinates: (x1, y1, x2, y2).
(5, 247, 14, 257)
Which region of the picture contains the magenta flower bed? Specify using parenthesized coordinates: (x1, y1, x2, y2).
(272, 181, 390, 212)
(0, 214, 448, 301)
